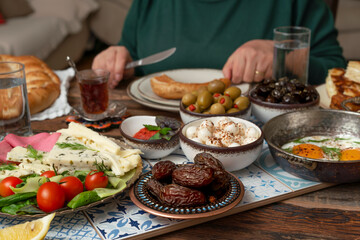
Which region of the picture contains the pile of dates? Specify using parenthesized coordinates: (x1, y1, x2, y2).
(250, 77, 318, 104)
(147, 152, 230, 207)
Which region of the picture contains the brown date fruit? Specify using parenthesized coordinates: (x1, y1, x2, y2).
(194, 152, 225, 171)
(152, 160, 176, 182)
(194, 152, 230, 192)
(147, 178, 163, 198)
(210, 169, 230, 192)
(172, 165, 214, 188)
(160, 184, 206, 207)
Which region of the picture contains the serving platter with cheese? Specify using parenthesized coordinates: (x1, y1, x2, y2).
(0, 122, 143, 217)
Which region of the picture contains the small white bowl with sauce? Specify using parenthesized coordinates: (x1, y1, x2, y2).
(120, 116, 181, 159)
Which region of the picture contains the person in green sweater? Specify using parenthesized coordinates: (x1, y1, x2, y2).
(92, 0, 346, 88)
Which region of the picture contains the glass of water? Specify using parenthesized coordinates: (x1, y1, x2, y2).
(0, 62, 32, 141)
(272, 26, 311, 85)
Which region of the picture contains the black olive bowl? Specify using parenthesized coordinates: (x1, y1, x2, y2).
(248, 84, 320, 124)
(263, 109, 360, 183)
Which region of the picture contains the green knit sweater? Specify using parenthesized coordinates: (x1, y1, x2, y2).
(119, 0, 346, 84)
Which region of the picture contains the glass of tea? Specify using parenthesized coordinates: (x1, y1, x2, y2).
(76, 69, 110, 116)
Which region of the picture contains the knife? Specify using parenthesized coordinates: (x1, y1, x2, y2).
(125, 47, 176, 69)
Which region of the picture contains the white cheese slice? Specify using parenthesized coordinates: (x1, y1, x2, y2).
(47, 133, 113, 169)
(6, 146, 47, 163)
(18, 161, 51, 175)
(57, 122, 121, 155)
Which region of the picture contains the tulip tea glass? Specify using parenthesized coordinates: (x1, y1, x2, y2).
(76, 69, 110, 119)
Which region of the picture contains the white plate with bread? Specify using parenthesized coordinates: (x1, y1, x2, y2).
(319, 61, 360, 110)
(127, 79, 179, 112)
(134, 68, 250, 108)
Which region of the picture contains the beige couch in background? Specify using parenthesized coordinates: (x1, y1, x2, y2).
(0, 0, 100, 69)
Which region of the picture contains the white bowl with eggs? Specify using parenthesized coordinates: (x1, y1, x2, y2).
(179, 116, 264, 172)
(120, 115, 181, 159)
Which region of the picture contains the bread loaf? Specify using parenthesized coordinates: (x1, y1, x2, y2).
(150, 74, 231, 99)
(0, 55, 60, 116)
(326, 61, 360, 110)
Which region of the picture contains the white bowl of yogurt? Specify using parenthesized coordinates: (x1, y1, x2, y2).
(179, 116, 264, 172)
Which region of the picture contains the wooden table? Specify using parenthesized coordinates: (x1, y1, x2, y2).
(31, 76, 360, 240)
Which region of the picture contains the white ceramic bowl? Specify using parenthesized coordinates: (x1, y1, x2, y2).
(179, 102, 251, 125)
(120, 116, 180, 159)
(179, 116, 263, 172)
(248, 86, 320, 124)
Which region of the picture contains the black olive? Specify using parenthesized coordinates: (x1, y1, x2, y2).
(259, 85, 270, 94)
(266, 95, 276, 103)
(282, 93, 295, 104)
(271, 89, 282, 100)
(263, 78, 275, 85)
(286, 83, 296, 92)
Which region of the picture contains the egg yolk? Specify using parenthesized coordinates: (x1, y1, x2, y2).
(340, 149, 360, 161)
(292, 144, 324, 159)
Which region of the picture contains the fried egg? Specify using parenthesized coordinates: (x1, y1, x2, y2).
(282, 136, 360, 161)
(292, 144, 324, 159)
(340, 149, 360, 161)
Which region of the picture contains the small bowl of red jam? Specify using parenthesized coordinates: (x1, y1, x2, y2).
(120, 116, 182, 159)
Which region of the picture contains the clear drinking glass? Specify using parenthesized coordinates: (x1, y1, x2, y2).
(0, 62, 32, 141)
(273, 26, 311, 85)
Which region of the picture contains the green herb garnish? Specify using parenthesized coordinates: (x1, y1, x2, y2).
(93, 160, 111, 173)
(335, 137, 351, 141)
(144, 124, 174, 140)
(0, 164, 17, 171)
(56, 142, 88, 150)
(26, 145, 43, 160)
(293, 138, 305, 144)
(321, 146, 341, 160)
(308, 139, 330, 143)
(143, 125, 161, 131)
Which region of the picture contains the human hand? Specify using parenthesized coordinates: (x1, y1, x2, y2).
(223, 40, 274, 84)
(92, 46, 134, 89)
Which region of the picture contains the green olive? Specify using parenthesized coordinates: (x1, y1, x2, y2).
(186, 103, 201, 113)
(191, 90, 199, 97)
(234, 96, 250, 110)
(196, 90, 213, 110)
(213, 93, 223, 103)
(196, 86, 208, 95)
(207, 80, 226, 94)
(227, 108, 240, 113)
(210, 103, 226, 114)
(181, 93, 197, 107)
(224, 86, 242, 100)
(218, 95, 233, 110)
